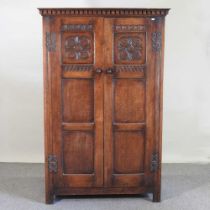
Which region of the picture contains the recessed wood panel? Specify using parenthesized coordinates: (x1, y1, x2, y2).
(112, 174, 144, 187)
(114, 131, 145, 174)
(114, 79, 145, 123)
(63, 131, 94, 174)
(62, 79, 94, 122)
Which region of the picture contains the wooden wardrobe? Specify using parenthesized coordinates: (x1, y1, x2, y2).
(39, 8, 169, 204)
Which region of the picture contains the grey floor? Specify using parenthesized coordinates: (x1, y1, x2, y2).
(0, 163, 210, 210)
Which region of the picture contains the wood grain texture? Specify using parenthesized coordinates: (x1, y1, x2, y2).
(42, 16, 55, 204)
(40, 8, 169, 204)
(113, 131, 145, 174)
(114, 79, 145, 123)
(62, 79, 94, 122)
(152, 16, 165, 203)
(63, 131, 94, 174)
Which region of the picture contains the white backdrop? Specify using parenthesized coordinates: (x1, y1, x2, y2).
(0, 0, 210, 163)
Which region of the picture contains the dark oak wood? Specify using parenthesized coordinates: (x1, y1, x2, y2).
(39, 8, 169, 204)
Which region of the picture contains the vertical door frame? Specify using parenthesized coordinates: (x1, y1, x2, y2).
(103, 18, 114, 187)
(42, 16, 57, 204)
(151, 17, 165, 202)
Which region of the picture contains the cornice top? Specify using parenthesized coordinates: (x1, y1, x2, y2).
(38, 8, 170, 17)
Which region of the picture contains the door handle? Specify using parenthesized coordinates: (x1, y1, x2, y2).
(95, 68, 102, 74)
(106, 68, 114, 74)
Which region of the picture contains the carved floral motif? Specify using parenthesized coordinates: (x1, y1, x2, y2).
(64, 35, 92, 60)
(117, 36, 143, 61)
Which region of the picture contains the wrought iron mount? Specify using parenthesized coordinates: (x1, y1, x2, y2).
(48, 155, 57, 173)
(46, 32, 56, 52)
(152, 32, 162, 52)
(151, 152, 159, 172)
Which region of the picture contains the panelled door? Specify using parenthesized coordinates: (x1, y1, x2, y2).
(51, 17, 104, 188)
(50, 17, 155, 189)
(103, 18, 155, 187)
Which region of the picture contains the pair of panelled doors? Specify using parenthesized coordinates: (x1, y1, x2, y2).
(44, 13, 165, 201)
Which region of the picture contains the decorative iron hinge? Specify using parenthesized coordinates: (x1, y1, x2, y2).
(152, 32, 162, 52)
(151, 152, 159, 172)
(46, 32, 56, 52)
(48, 155, 57, 173)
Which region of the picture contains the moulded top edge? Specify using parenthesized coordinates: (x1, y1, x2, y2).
(38, 8, 170, 17)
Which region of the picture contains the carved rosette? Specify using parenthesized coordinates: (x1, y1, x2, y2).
(117, 36, 143, 61)
(64, 35, 92, 60)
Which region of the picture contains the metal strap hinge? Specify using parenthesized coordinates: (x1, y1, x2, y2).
(46, 32, 56, 52)
(48, 155, 57, 173)
(152, 32, 162, 52)
(151, 152, 159, 172)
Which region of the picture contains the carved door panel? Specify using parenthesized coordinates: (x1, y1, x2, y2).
(50, 17, 104, 188)
(104, 18, 155, 187)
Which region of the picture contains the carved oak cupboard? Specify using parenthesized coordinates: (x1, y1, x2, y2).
(39, 8, 169, 204)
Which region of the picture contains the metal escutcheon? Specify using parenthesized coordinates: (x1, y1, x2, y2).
(95, 68, 102, 74)
(106, 68, 114, 74)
